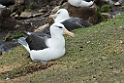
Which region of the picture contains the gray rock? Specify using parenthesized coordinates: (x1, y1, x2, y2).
(0, 41, 20, 55)
(20, 12, 32, 18)
(0, 8, 17, 30)
(64, 2, 98, 24)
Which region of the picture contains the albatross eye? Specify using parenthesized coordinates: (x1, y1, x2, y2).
(57, 11, 60, 14)
(58, 26, 63, 29)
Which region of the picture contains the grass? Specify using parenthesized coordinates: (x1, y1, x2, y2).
(0, 13, 124, 83)
(100, 4, 111, 12)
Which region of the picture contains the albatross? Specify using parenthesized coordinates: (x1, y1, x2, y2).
(49, 9, 92, 31)
(68, 0, 95, 7)
(18, 23, 72, 63)
(0, 4, 6, 8)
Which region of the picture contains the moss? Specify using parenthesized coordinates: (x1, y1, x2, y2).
(101, 4, 111, 12)
(26, 3, 39, 10)
(96, 5, 100, 12)
(96, 6, 105, 22)
(59, 5, 64, 9)
(10, 32, 25, 39)
(97, 11, 105, 22)
(5, 32, 25, 40)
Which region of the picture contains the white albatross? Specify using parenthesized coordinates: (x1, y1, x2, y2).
(18, 23, 71, 63)
(49, 9, 92, 31)
(68, 0, 95, 7)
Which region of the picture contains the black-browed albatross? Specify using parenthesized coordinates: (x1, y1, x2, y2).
(18, 23, 73, 63)
(49, 9, 92, 31)
(68, 0, 95, 7)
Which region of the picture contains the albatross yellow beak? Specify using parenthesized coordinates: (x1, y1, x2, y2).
(49, 14, 75, 37)
(49, 14, 57, 19)
(64, 28, 75, 37)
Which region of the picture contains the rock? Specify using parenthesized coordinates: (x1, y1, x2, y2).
(101, 0, 109, 3)
(9, 4, 19, 13)
(51, 6, 60, 14)
(0, 8, 10, 18)
(0, 41, 20, 55)
(34, 23, 50, 32)
(118, 40, 124, 44)
(0, 8, 17, 30)
(109, 11, 121, 17)
(95, 0, 109, 6)
(20, 12, 32, 18)
(38, 9, 46, 13)
(101, 12, 112, 19)
(114, 0, 124, 6)
(16, 0, 25, 5)
(10, 12, 16, 17)
(33, 13, 44, 17)
(64, 2, 99, 24)
(9, 0, 25, 13)
(14, 14, 19, 18)
(114, 1, 121, 6)
(15, 24, 21, 28)
(11, 12, 19, 19)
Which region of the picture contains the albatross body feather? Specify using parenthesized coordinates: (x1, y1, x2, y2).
(68, 0, 95, 7)
(18, 23, 66, 62)
(49, 9, 92, 31)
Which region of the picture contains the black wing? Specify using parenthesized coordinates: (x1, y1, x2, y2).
(26, 32, 50, 50)
(62, 17, 92, 31)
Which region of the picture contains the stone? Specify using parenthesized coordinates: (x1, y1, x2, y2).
(20, 12, 32, 18)
(0, 8, 10, 18)
(10, 12, 16, 17)
(64, 2, 99, 24)
(114, 2, 121, 6)
(101, 0, 109, 2)
(9, 4, 18, 13)
(14, 14, 19, 18)
(0, 8, 17, 30)
(33, 13, 44, 17)
(101, 12, 112, 19)
(51, 6, 60, 14)
(34, 23, 50, 32)
(8, 0, 25, 13)
(95, 0, 109, 6)
(38, 9, 44, 13)
(16, 0, 25, 5)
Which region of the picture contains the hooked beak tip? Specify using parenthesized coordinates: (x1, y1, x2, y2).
(64, 28, 75, 37)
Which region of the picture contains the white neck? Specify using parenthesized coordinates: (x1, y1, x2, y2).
(55, 17, 69, 23)
(47, 34, 65, 49)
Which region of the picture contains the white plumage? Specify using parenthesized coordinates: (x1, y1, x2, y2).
(49, 9, 92, 31)
(68, 0, 95, 7)
(18, 23, 66, 62)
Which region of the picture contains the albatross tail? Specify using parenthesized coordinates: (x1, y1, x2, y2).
(18, 37, 30, 53)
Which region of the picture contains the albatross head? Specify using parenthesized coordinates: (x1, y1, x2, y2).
(49, 9, 70, 22)
(50, 23, 65, 36)
(50, 23, 75, 37)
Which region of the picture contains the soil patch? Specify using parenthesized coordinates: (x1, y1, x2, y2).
(0, 63, 21, 73)
(0, 62, 54, 79)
